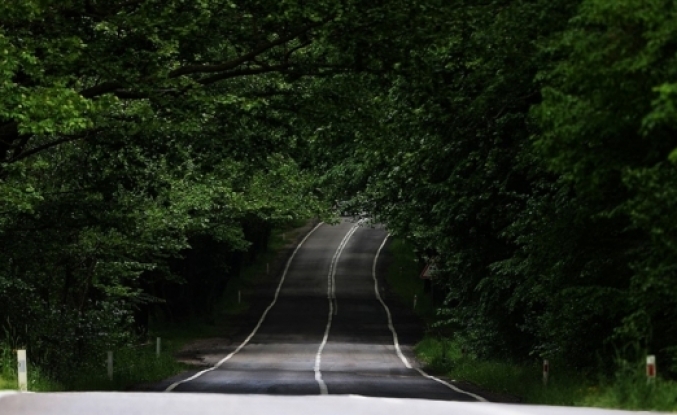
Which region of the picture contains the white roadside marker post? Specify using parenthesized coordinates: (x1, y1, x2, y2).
(647, 355, 656, 384)
(413, 294, 418, 309)
(543, 359, 549, 387)
(17, 349, 27, 392)
(107, 351, 114, 381)
(156, 337, 161, 358)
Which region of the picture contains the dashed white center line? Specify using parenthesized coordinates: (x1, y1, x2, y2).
(314, 223, 359, 394)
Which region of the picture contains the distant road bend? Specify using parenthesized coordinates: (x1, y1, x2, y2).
(158, 219, 485, 401)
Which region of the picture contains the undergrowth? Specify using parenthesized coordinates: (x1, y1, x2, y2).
(387, 237, 677, 411)
(384, 238, 435, 323)
(415, 336, 677, 411)
(0, 342, 62, 391)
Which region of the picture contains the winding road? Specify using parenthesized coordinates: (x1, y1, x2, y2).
(156, 219, 484, 401)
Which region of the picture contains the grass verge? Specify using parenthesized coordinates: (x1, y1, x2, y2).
(416, 336, 677, 411)
(415, 336, 586, 405)
(386, 238, 677, 411)
(0, 343, 63, 391)
(64, 342, 187, 391)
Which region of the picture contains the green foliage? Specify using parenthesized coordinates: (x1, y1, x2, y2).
(416, 336, 677, 411)
(0, 340, 63, 391)
(384, 238, 435, 323)
(315, 0, 677, 382)
(64, 343, 186, 391)
(583, 368, 677, 412)
(416, 336, 589, 405)
(532, 0, 677, 364)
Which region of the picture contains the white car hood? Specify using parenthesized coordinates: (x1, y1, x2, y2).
(0, 392, 663, 415)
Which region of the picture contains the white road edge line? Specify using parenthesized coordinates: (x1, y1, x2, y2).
(314, 223, 359, 394)
(371, 235, 488, 402)
(165, 222, 325, 392)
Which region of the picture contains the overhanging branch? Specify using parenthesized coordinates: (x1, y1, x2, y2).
(197, 64, 292, 85)
(169, 21, 325, 77)
(9, 131, 98, 163)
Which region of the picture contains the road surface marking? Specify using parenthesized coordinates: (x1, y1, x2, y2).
(315, 223, 359, 394)
(371, 235, 488, 402)
(165, 222, 324, 392)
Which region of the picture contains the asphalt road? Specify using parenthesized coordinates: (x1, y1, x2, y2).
(156, 219, 482, 401)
